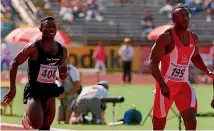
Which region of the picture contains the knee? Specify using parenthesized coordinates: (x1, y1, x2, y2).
(181, 109, 197, 122)
(26, 112, 43, 129)
(28, 116, 43, 129)
(152, 116, 166, 123)
(183, 113, 196, 122)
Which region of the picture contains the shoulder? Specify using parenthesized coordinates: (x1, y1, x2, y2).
(23, 41, 37, 53)
(58, 43, 68, 56)
(189, 31, 199, 44)
(155, 28, 173, 47)
(56, 41, 67, 50)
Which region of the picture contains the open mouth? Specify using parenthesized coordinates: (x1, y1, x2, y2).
(49, 32, 55, 36)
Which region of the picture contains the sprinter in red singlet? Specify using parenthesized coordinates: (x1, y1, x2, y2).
(149, 3, 214, 130)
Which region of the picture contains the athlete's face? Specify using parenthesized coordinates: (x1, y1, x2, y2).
(40, 20, 57, 39)
(173, 8, 190, 30)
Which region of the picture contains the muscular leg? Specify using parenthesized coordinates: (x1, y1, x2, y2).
(180, 108, 197, 130)
(152, 83, 174, 130)
(25, 97, 44, 129)
(174, 82, 197, 130)
(152, 116, 167, 130)
(39, 97, 55, 130)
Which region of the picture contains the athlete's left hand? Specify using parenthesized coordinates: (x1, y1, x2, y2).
(58, 94, 66, 99)
(208, 71, 214, 79)
(59, 65, 67, 80)
(211, 99, 214, 109)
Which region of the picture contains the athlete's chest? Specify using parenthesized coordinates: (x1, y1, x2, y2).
(36, 57, 61, 83)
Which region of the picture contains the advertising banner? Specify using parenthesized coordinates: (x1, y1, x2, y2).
(67, 46, 141, 72)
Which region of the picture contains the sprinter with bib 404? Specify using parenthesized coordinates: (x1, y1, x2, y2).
(3, 16, 68, 130)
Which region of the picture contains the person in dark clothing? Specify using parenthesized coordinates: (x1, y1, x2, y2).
(119, 38, 134, 84)
(3, 16, 68, 130)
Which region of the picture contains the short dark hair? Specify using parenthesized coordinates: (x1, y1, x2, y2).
(171, 3, 187, 18)
(40, 16, 55, 28)
(41, 16, 55, 23)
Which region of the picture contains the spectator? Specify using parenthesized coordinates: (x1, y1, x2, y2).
(116, 0, 134, 4)
(72, 0, 87, 20)
(141, 11, 154, 38)
(86, 0, 103, 22)
(204, 0, 214, 22)
(34, 7, 44, 20)
(119, 38, 134, 84)
(159, 0, 173, 18)
(1, 41, 11, 72)
(56, 64, 81, 124)
(93, 40, 106, 73)
(44, 0, 51, 9)
(59, 0, 73, 22)
(69, 81, 109, 124)
(187, 0, 201, 16)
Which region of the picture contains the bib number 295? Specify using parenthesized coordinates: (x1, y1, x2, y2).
(171, 68, 185, 78)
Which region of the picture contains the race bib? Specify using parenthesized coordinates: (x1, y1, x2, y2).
(166, 63, 188, 81)
(37, 64, 58, 83)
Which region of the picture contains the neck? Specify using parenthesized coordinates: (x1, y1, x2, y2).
(41, 36, 54, 45)
(174, 26, 187, 37)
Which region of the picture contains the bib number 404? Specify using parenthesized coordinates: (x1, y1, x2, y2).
(41, 69, 56, 79)
(171, 68, 186, 78)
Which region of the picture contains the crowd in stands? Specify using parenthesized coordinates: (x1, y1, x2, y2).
(159, 0, 214, 22)
(1, 0, 14, 38)
(141, 10, 154, 38)
(59, 0, 104, 22)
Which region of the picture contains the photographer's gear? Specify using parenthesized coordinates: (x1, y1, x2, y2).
(123, 108, 142, 125)
(101, 96, 124, 103)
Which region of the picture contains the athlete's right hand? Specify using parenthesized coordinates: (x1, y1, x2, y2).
(3, 87, 16, 104)
(160, 83, 170, 99)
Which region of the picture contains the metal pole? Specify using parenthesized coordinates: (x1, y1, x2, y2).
(112, 103, 116, 131)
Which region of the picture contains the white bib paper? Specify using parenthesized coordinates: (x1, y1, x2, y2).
(37, 64, 58, 83)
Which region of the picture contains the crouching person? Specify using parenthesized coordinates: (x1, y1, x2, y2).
(69, 81, 109, 124)
(56, 64, 81, 124)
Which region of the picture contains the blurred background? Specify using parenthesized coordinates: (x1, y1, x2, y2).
(1, 0, 214, 130)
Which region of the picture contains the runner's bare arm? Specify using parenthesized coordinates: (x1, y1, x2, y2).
(3, 43, 36, 104)
(10, 44, 36, 89)
(191, 33, 211, 74)
(58, 46, 68, 80)
(149, 32, 171, 85)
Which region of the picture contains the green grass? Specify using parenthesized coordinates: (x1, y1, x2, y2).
(1, 84, 214, 130)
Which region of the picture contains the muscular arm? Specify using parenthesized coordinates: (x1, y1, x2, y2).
(58, 46, 68, 80)
(10, 44, 36, 89)
(149, 32, 171, 85)
(191, 34, 210, 74)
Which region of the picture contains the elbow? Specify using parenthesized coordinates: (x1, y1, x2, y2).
(149, 60, 158, 75)
(10, 60, 19, 70)
(148, 60, 153, 72)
